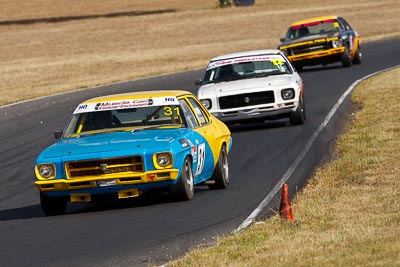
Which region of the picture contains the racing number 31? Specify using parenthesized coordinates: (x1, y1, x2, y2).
(164, 106, 180, 116)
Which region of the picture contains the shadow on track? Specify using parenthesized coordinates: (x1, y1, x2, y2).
(228, 120, 291, 133)
(299, 63, 344, 73)
(0, 9, 176, 26)
(0, 192, 180, 221)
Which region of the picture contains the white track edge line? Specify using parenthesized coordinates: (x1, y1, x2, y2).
(234, 65, 399, 233)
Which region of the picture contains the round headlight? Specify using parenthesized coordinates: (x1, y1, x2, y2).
(281, 88, 295, 100)
(332, 39, 343, 48)
(39, 164, 55, 178)
(156, 153, 172, 168)
(200, 99, 212, 110)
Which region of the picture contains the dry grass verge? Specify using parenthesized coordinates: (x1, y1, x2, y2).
(169, 68, 400, 266)
(1, 0, 399, 106)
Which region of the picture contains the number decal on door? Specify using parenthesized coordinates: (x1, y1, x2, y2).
(195, 143, 205, 175)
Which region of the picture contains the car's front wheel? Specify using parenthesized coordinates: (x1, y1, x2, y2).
(40, 192, 67, 216)
(209, 145, 229, 190)
(171, 157, 194, 201)
(290, 96, 305, 125)
(341, 45, 352, 67)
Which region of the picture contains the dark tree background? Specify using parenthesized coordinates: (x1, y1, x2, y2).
(219, 0, 255, 7)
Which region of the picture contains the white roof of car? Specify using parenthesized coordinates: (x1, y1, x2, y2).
(210, 49, 282, 62)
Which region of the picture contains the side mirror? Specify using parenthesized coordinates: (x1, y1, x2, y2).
(194, 79, 202, 86)
(279, 37, 286, 42)
(54, 131, 63, 140)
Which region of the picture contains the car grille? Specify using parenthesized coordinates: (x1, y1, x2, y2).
(219, 91, 275, 109)
(66, 156, 144, 179)
(289, 42, 331, 55)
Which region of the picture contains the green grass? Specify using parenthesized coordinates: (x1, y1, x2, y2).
(169, 68, 400, 266)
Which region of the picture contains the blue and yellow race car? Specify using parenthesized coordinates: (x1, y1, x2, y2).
(34, 90, 232, 215)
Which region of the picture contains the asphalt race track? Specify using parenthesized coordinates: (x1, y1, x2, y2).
(0, 38, 399, 267)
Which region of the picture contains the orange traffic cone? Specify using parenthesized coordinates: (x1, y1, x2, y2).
(279, 183, 294, 221)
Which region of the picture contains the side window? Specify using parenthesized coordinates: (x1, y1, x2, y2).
(335, 19, 345, 30)
(338, 18, 351, 31)
(187, 97, 210, 125)
(179, 99, 199, 128)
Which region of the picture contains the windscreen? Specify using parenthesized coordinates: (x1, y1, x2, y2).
(202, 54, 292, 85)
(63, 97, 185, 137)
(285, 19, 340, 40)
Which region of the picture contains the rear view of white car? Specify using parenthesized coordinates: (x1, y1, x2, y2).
(196, 49, 305, 125)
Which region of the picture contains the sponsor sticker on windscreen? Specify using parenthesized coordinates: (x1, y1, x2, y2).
(74, 96, 179, 114)
(207, 55, 285, 70)
(291, 19, 335, 29)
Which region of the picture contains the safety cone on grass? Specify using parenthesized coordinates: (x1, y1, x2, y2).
(279, 183, 294, 221)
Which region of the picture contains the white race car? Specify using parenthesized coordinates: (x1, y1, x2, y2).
(196, 49, 305, 125)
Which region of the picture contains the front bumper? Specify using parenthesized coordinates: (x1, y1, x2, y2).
(211, 103, 297, 123)
(35, 169, 179, 199)
(287, 47, 345, 62)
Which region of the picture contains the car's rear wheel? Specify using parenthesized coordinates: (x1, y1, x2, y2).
(209, 145, 229, 190)
(40, 192, 67, 216)
(171, 157, 194, 201)
(341, 45, 352, 67)
(290, 95, 305, 125)
(352, 45, 362, 64)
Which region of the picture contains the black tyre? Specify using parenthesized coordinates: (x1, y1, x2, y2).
(171, 157, 194, 201)
(209, 145, 229, 190)
(40, 192, 67, 216)
(294, 64, 303, 72)
(341, 45, 352, 67)
(289, 95, 305, 125)
(352, 45, 362, 64)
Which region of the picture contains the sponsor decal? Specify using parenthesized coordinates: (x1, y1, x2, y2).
(280, 36, 339, 50)
(164, 97, 176, 102)
(73, 96, 179, 114)
(187, 139, 194, 147)
(187, 140, 197, 163)
(179, 138, 188, 148)
(77, 104, 88, 110)
(94, 99, 153, 111)
(271, 59, 284, 66)
(207, 55, 285, 70)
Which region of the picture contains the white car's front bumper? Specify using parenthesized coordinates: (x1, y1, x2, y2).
(209, 102, 298, 123)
